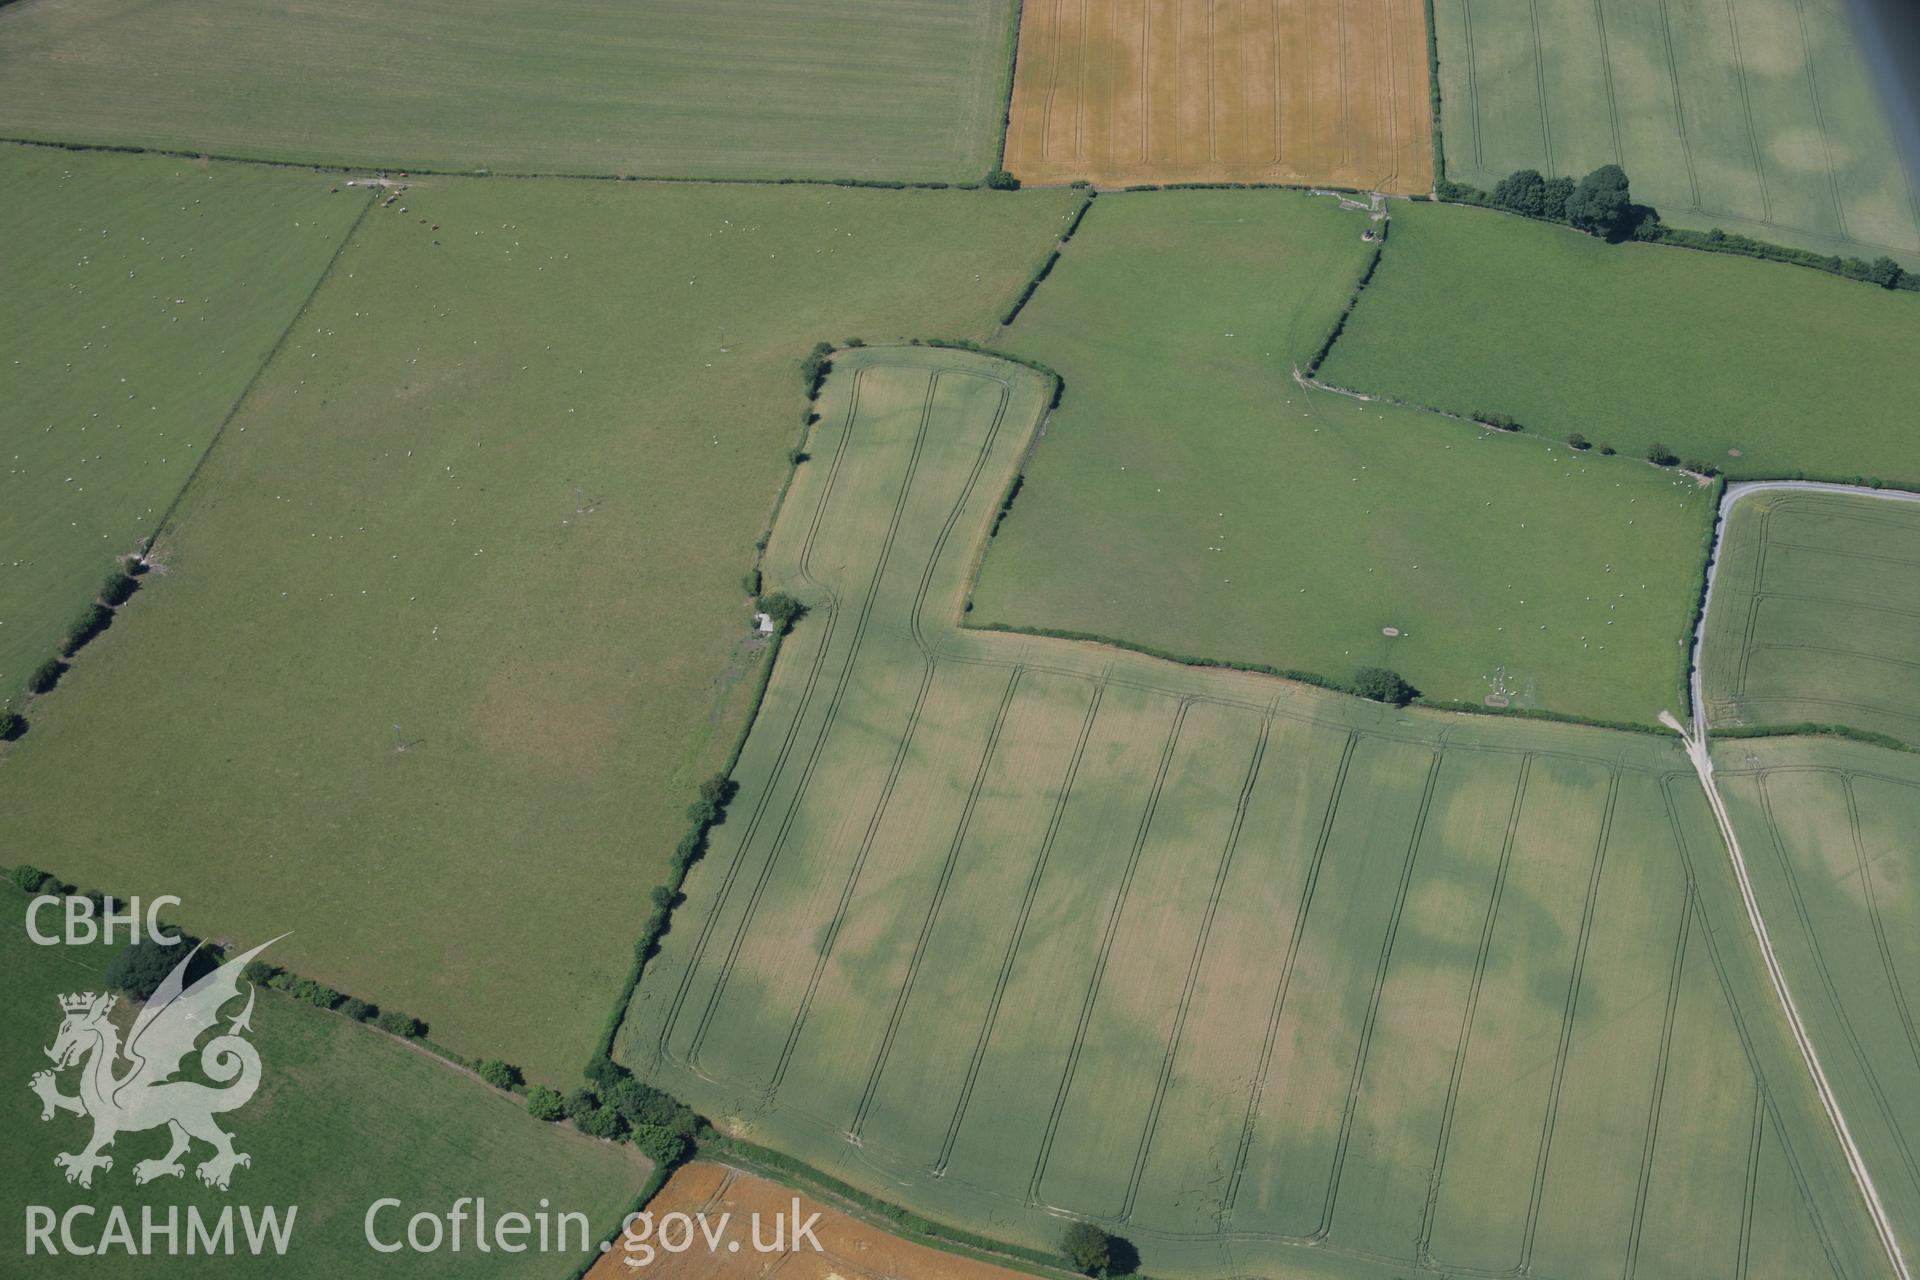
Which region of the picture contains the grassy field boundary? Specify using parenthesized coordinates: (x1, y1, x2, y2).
(143, 192, 375, 550)
(0, 135, 1005, 191)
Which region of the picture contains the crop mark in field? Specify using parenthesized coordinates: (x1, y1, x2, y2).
(1117, 709, 1275, 1221)
(1223, 730, 1357, 1216)
(1517, 768, 1621, 1272)
(847, 666, 1024, 1140)
(764, 643, 944, 1095)
(1789, 0, 1851, 241)
(654, 363, 880, 1063)
(935, 679, 1106, 1175)
(1752, 771, 1920, 1197)
(907, 375, 1014, 656)
(1526, 0, 1554, 177)
(1844, 775, 1920, 1105)
(1722, 0, 1773, 226)
(1738, 1087, 1765, 1277)
(1028, 700, 1193, 1205)
(1416, 754, 1532, 1263)
(1621, 874, 1695, 1280)
(1589, 0, 1623, 164)
(722, 365, 1021, 1091)
(1652, 0, 1704, 210)
(681, 368, 940, 1074)
(1460, 0, 1486, 174)
(1315, 749, 1444, 1241)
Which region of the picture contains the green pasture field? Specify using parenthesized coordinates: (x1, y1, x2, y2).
(1714, 735, 1920, 1268)
(1318, 199, 1920, 486)
(616, 344, 1885, 1279)
(0, 171, 1080, 1083)
(0, 0, 1014, 183)
(970, 190, 1712, 725)
(1430, 0, 1920, 267)
(0, 145, 368, 707)
(0, 884, 648, 1276)
(1703, 489, 1920, 746)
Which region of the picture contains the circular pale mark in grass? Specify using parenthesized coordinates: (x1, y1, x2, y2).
(1728, 448, 1743, 457)
(1382, 626, 1400, 637)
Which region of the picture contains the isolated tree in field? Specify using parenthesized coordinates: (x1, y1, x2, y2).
(1352, 666, 1418, 707)
(1492, 169, 1548, 217)
(1645, 442, 1678, 466)
(1566, 432, 1591, 451)
(1061, 1221, 1111, 1275)
(1566, 165, 1633, 238)
(0, 711, 24, 741)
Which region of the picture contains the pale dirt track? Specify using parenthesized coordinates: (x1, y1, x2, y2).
(1004, 0, 1433, 194)
(1672, 479, 1920, 1280)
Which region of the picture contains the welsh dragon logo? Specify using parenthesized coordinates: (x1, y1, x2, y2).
(29, 937, 281, 1191)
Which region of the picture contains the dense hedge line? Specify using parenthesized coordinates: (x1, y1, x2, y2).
(1001, 249, 1060, 325)
(1304, 242, 1385, 377)
(4, 864, 444, 1050)
(3, 559, 144, 740)
(1000, 191, 1096, 326)
(1422, 0, 1446, 188)
(1116, 180, 1367, 196)
(708, 1137, 1106, 1278)
(1713, 722, 1917, 753)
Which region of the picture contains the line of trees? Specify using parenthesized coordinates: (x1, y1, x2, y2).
(1441, 165, 1913, 290)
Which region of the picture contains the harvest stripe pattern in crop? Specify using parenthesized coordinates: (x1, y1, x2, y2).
(1003, 0, 1433, 193)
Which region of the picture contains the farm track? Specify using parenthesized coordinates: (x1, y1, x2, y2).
(1680, 479, 1920, 1280)
(622, 351, 1895, 1279)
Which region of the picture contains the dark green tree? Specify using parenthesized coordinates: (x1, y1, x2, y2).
(1645, 442, 1678, 466)
(1566, 165, 1633, 237)
(1061, 1221, 1111, 1276)
(1541, 175, 1576, 222)
(1868, 256, 1904, 289)
(26, 659, 66, 695)
(1566, 432, 1591, 451)
(1492, 169, 1548, 217)
(986, 168, 1020, 191)
(477, 1059, 523, 1090)
(106, 934, 205, 1001)
(526, 1085, 567, 1121)
(757, 592, 805, 634)
(1352, 666, 1418, 707)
